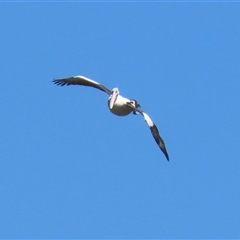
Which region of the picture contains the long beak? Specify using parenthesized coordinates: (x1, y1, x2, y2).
(110, 91, 118, 109)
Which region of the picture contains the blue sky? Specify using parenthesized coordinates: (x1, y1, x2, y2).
(1, 2, 240, 239)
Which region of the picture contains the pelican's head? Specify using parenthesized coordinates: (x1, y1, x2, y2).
(109, 87, 119, 109)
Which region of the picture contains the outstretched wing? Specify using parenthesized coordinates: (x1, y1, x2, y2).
(126, 102, 169, 161)
(53, 75, 112, 95)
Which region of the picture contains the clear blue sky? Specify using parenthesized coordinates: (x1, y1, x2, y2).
(1, 2, 240, 239)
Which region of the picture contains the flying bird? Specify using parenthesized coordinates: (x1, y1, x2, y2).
(53, 75, 169, 161)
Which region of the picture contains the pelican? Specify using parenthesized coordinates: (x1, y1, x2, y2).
(53, 75, 169, 161)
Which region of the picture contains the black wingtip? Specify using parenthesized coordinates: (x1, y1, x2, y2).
(150, 124, 169, 161)
(52, 79, 68, 86)
(162, 146, 169, 161)
(52, 79, 59, 85)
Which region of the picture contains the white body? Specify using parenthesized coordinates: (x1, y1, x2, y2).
(108, 95, 133, 116)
